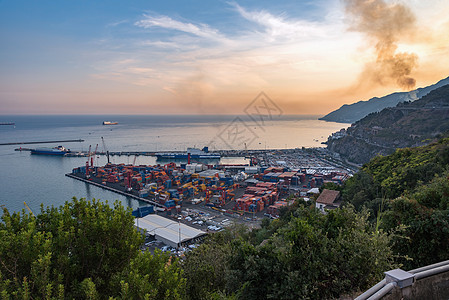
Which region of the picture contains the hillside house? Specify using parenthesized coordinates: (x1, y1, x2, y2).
(316, 189, 341, 212)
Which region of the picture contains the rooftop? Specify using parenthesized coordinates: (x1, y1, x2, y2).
(316, 189, 341, 205)
(135, 214, 206, 245)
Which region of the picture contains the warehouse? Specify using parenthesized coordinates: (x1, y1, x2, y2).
(134, 214, 207, 249)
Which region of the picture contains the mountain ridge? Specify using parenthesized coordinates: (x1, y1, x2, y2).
(326, 83, 449, 164)
(320, 76, 449, 123)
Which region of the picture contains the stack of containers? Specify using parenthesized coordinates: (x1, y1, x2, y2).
(267, 201, 289, 216)
(164, 200, 175, 209)
(291, 176, 299, 185)
(139, 189, 149, 197)
(249, 203, 257, 212)
(159, 193, 169, 205)
(132, 176, 143, 190)
(165, 179, 172, 189)
(256, 199, 264, 211)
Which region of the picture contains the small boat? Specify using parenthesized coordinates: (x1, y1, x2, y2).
(30, 145, 71, 156)
(103, 121, 118, 125)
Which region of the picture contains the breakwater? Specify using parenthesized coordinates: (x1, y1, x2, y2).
(1, 139, 84, 146)
(65, 173, 165, 209)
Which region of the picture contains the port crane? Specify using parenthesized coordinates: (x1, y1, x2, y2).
(92, 144, 98, 167)
(86, 145, 91, 179)
(101, 137, 110, 164)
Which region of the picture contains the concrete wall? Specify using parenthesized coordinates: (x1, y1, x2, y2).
(383, 271, 449, 300)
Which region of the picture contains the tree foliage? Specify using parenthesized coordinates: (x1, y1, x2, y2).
(339, 137, 449, 269)
(0, 198, 185, 299)
(381, 197, 449, 270)
(183, 204, 394, 300)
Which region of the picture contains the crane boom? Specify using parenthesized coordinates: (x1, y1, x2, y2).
(101, 137, 110, 164)
(86, 145, 91, 179)
(92, 144, 98, 167)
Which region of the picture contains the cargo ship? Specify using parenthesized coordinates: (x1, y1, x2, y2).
(155, 147, 220, 159)
(103, 121, 118, 125)
(30, 145, 71, 156)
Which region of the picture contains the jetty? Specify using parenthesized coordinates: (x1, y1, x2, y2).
(1, 139, 84, 146)
(65, 173, 166, 209)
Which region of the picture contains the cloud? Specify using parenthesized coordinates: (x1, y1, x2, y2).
(106, 20, 129, 28)
(135, 15, 226, 42)
(229, 2, 330, 41)
(88, 1, 449, 114)
(91, 2, 361, 113)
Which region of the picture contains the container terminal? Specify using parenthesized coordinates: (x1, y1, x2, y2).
(66, 147, 354, 255)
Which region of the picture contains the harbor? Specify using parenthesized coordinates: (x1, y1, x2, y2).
(1, 115, 353, 247)
(66, 146, 354, 230)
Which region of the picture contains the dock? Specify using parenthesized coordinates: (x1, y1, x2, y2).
(65, 173, 166, 209)
(1, 139, 84, 146)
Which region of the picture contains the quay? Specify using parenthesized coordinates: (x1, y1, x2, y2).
(65, 173, 166, 209)
(1, 139, 84, 146)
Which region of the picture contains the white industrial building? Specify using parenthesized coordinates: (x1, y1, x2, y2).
(134, 214, 207, 249)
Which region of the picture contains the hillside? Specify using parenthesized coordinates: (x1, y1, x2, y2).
(326, 84, 449, 164)
(341, 136, 449, 269)
(320, 76, 449, 123)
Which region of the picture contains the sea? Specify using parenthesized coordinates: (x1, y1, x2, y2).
(0, 115, 348, 214)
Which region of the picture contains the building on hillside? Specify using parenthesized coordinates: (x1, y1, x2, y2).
(315, 189, 341, 212)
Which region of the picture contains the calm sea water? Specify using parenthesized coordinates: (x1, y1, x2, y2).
(0, 115, 348, 214)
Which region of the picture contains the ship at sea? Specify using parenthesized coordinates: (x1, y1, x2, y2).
(30, 146, 71, 156)
(155, 147, 220, 159)
(103, 121, 118, 125)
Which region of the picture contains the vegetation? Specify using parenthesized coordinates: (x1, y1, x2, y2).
(327, 84, 449, 164)
(183, 204, 394, 300)
(341, 137, 449, 270)
(1, 198, 395, 300)
(0, 198, 185, 299)
(3, 137, 449, 299)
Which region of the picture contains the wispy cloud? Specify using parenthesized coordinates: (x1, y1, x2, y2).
(92, 2, 358, 112)
(229, 2, 332, 41)
(135, 15, 226, 42)
(106, 20, 129, 28)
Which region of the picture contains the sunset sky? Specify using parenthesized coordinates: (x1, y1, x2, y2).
(1, 0, 449, 115)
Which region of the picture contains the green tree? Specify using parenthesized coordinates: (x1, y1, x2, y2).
(0, 197, 184, 299)
(189, 204, 394, 299)
(182, 224, 246, 300)
(381, 197, 449, 269)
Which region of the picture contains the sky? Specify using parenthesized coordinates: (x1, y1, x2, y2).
(1, 0, 449, 115)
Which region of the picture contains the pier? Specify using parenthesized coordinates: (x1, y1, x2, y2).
(1, 139, 84, 146)
(65, 173, 166, 209)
